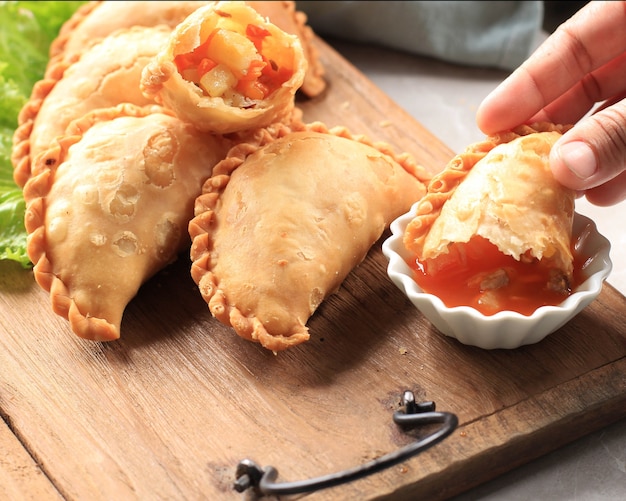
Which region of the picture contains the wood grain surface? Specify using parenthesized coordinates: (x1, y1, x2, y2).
(1, 36, 625, 501)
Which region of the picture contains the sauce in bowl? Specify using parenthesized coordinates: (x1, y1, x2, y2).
(410, 236, 584, 316)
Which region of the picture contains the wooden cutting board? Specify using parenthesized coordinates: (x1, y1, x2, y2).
(1, 36, 625, 501)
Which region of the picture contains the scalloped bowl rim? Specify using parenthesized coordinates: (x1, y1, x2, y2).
(382, 203, 613, 349)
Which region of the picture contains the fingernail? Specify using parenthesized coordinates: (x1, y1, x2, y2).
(557, 141, 597, 179)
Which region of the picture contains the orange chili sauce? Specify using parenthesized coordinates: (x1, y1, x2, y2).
(410, 236, 585, 316)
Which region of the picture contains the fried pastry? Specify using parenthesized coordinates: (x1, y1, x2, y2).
(12, 26, 171, 188)
(49, 1, 324, 97)
(403, 123, 576, 315)
(140, 1, 307, 134)
(188, 123, 430, 352)
(48, 1, 214, 65)
(23, 104, 230, 341)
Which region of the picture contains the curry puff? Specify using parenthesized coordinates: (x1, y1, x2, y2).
(189, 123, 430, 352)
(48, 1, 213, 66)
(12, 26, 170, 189)
(23, 104, 229, 341)
(403, 123, 576, 315)
(49, 1, 325, 98)
(140, 1, 307, 134)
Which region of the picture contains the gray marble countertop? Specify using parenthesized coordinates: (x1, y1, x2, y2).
(330, 39, 626, 501)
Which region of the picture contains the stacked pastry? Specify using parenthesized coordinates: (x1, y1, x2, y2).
(13, 1, 430, 351)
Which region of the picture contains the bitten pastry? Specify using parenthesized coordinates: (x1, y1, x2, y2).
(22, 104, 230, 341)
(12, 26, 171, 188)
(188, 123, 430, 352)
(140, 1, 307, 134)
(403, 123, 576, 315)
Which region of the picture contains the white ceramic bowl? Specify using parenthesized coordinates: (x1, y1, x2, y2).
(382, 205, 613, 349)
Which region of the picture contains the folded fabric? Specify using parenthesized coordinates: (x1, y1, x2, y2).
(296, 0, 543, 71)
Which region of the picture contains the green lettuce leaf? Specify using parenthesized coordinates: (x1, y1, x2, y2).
(0, 1, 85, 267)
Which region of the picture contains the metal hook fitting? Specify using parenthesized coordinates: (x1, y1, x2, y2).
(233, 390, 458, 496)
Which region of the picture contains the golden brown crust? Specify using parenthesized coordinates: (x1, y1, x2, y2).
(404, 122, 575, 279)
(23, 103, 230, 341)
(48, 1, 213, 65)
(12, 26, 171, 189)
(11, 60, 69, 188)
(48, 1, 101, 62)
(189, 121, 429, 352)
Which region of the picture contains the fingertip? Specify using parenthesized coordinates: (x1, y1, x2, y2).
(475, 95, 491, 134)
(475, 92, 504, 135)
(550, 139, 598, 190)
(475, 72, 541, 135)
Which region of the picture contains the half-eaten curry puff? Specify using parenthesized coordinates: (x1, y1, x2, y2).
(403, 123, 576, 316)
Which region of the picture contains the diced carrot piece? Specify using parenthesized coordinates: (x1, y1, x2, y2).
(198, 58, 217, 77)
(236, 78, 268, 100)
(246, 24, 271, 51)
(174, 32, 216, 76)
(174, 53, 196, 73)
(239, 59, 266, 82)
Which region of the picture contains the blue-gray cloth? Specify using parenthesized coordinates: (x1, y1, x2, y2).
(296, 1, 544, 71)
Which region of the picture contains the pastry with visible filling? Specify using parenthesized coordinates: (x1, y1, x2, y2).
(12, 26, 170, 188)
(189, 122, 430, 351)
(140, 1, 307, 134)
(49, 1, 325, 97)
(403, 123, 576, 315)
(22, 104, 230, 341)
(250, 0, 326, 97)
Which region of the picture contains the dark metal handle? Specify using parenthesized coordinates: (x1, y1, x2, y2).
(233, 390, 458, 496)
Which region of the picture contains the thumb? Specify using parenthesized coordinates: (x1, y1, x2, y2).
(550, 100, 626, 205)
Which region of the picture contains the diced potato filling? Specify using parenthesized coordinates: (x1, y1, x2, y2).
(173, 22, 293, 105)
(205, 29, 260, 79)
(200, 63, 238, 98)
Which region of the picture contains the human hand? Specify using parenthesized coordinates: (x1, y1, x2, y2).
(476, 1, 626, 206)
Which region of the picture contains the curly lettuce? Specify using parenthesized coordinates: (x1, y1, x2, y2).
(0, 1, 85, 267)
